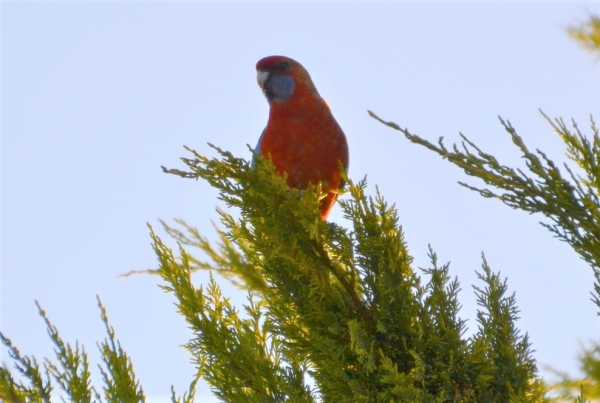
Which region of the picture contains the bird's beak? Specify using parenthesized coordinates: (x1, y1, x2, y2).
(257, 70, 269, 89)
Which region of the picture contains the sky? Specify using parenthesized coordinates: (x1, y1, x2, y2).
(2, 2, 599, 401)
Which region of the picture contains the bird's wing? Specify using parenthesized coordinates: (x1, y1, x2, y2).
(250, 128, 266, 170)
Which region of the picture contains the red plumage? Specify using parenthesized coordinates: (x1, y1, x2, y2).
(255, 56, 349, 220)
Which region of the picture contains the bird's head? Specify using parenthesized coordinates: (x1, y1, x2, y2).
(256, 56, 318, 103)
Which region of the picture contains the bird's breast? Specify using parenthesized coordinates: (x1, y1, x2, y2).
(259, 100, 348, 190)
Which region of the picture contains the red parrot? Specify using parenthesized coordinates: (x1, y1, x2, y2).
(254, 55, 349, 220)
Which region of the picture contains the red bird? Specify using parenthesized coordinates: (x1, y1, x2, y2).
(254, 56, 349, 220)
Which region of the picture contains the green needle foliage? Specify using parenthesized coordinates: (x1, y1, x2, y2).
(152, 144, 547, 401)
(0, 144, 549, 402)
(545, 340, 600, 401)
(365, 23, 599, 400)
(369, 110, 600, 314)
(0, 140, 550, 402)
(566, 13, 600, 58)
(0, 298, 151, 403)
(1, 15, 595, 402)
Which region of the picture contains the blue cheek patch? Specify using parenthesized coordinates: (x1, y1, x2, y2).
(266, 75, 295, 102)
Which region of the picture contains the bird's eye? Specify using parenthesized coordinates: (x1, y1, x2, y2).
(275, 61, 290, 72)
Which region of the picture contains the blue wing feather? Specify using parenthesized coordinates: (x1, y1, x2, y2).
(250, 128, 265, 169)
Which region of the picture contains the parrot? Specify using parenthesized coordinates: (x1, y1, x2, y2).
(254, 55, 349, 220)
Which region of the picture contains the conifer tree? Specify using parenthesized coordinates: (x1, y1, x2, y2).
(369, 110, 600, 314)
(365, 15, 600, 399)
(1, 142, 548, 401)
(545, 340, 600, 401)
(566, 13, 600, 58)
(4, 12, 599, 400)
(151, 144, 546, 402)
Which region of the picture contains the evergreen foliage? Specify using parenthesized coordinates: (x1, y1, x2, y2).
(5, 79, 598, 403)
(151, 145, 546, 401)
(546, 340, 600, 401)
(0, 144, 547, 401)
(0, 298, 156, 402)
(5, 14, 599, 399)
(566, 13, 600, 58)
(369, 110, 600, 315)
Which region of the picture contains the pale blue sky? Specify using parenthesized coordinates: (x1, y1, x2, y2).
(2, 2, 599, 401)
